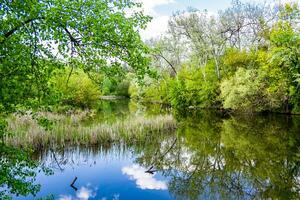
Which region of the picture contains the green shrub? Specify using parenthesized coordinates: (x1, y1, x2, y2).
(114, 80, 130, 97)
(220, 67, 288, 112)
(142, 78, 170, 103)
(168, 63, 220, 109)
(101, 78, 113, 95)
(168, 78, 189, 108)
(50, 69, 101, 108)
(221, 48, 259, 78)
(129, 74, 171, 103)
(270, 21, 300, 113)
(129, 82, 139, 99)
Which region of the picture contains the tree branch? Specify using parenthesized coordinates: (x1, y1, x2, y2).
(1, 17, 44, 43)
(152, 53, 177, 75)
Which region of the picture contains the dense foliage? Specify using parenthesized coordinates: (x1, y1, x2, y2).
(50, 69, 101, 108)
(135, 1, 300, 113)
(2, 0, 299, 112)
(0, 0, 151, 111)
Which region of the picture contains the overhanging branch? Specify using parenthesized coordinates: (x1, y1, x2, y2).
(152, 53, 177, 75)
(1, 17, 44, 43)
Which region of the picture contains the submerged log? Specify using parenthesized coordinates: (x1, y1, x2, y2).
(70, 176, 78, 191)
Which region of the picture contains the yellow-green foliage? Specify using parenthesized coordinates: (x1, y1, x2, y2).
(101, 73, 131, 97)
(221, 48, 259, 78)
(115, 80, 130, 97)
(143, 78, 169, 103)
(220, 16, 300, 113)
(51, 69, 101, 108)
(221, 66, 288, 112)
(128, 82, 139, 99)
(169, 63, 220, 109)
(130, 63, 220, 109)
(129, 74, 170, 104)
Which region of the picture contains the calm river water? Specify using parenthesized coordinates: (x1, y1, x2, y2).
(3, 100, 300, 199)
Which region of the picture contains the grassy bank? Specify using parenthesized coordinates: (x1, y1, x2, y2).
(5, 111, 176, 150)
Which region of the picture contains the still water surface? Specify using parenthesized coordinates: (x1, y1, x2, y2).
(18, 146, 173, 200)
(4, 101, 300, 199)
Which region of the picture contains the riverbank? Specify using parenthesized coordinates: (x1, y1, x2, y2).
(100, 96, 129, 100)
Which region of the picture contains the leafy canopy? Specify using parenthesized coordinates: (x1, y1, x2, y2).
(0, 0, 152, 109)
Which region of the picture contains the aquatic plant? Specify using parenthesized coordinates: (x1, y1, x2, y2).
(5, 112, 176, 150)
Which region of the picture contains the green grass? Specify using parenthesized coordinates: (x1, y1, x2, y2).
(5, 111, 176, 150)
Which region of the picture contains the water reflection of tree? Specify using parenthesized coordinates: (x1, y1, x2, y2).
(134, 112, 300, 200)
(37, 143, 128, 171)
(0, 144, 52, 199)
(93, 100, 170, 124)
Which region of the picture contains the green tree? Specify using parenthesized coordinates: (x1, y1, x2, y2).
(269, 3, 300, 112)
(0, 0, 151, 109)
(220, 66, 287, 112)
(50, 69, 101, 108)
(168, 62, 219, 110)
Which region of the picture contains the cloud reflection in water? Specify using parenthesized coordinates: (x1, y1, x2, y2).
(122, 164, 167, 190)
(59, 186, 96, 200)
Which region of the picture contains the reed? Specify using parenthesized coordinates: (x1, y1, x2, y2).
(5, 112, 176, 150)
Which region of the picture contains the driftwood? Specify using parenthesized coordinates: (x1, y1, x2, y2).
(145, 138, 178, 174)
(145, 166, 156, 174)
(70, 176, 78, 191)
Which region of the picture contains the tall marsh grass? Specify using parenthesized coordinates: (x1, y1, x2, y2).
(5, 111, 176, 150)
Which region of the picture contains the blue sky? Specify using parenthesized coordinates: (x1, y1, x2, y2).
(138, 0, 292, 39)
(154, 0, 233, 15)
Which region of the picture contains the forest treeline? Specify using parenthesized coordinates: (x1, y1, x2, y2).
(134, 0, 300, 114)
(0, 0, 299, 114)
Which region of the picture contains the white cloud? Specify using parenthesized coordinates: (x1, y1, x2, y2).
(134, 0, 175, 40)
(59, 186, 97, 200)
(76, 187, 96, 200)
(122, 164, 168, 190)
(140, 15, 170, 39)
(59, 195, 73, 200)
(135, 0, 175, 16)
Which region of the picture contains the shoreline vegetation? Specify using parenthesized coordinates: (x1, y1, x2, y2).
(126, 2, 300, 115)
(1, 1, 299, 117)
(5, 111, 176, 150)
(100, 96, 129, 100)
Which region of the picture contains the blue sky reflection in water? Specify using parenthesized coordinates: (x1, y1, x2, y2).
(16, 146, 172, 200)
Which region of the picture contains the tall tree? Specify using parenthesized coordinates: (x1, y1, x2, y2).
(0, 0, 151, 108)
(168, 10, 226, 79)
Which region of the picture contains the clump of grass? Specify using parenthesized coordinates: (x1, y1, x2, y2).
(35, 110, 94, 123)
(5, 112, 176, 150)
